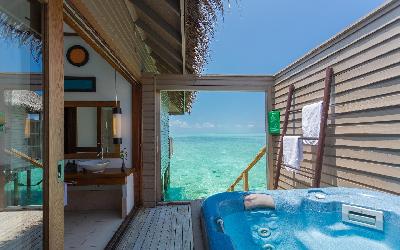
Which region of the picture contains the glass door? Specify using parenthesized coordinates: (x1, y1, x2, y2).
(0, 0, 44, 249)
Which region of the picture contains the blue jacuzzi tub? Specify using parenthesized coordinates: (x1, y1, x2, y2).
(201, 188, 400, 250)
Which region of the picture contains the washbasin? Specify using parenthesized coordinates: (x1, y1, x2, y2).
(78, 159, 110, 173)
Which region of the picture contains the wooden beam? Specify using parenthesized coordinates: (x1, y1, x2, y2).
(63, 32, 78, 36)
(150, 52, 181, 73)
(130, 0, 181, 43)
(165, 0, 180, 16)
(266, 86, 274, 189)
(145, 38, 182, 70)
(136, 18, 183, 73)
(156, 62, 172, 74)
(179, 0, 186, 74)
(136, 18, 181, 51)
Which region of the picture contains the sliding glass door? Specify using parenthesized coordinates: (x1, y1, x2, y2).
(0, 0, 44, 248)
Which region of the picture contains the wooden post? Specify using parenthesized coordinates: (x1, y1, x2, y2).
(312, 67, 333, 188)
(27, 169, 31, 203)
(266, 86, 274, 189)
(132, 84, 142, 207)
(43, 0, 64, 248)
(0, 171, 4, 209)
(243, 172, 249, 191)
(13, 173, 19, 205)
(273, 85, 295, 189)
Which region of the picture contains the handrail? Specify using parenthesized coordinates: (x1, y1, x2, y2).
(5, 148, 43, 168)
(227, 146, 266, 192)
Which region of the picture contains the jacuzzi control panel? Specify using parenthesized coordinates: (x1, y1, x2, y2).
(342, 204, 383, 231)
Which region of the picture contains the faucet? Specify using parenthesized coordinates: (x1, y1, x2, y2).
(97, 142, 104, 160)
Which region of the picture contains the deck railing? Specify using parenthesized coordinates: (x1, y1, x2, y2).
(227, 146, 266, 192)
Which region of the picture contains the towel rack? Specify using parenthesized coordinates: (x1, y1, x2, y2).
(273, 67, 333, 189)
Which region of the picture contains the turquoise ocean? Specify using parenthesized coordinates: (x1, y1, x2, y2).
(165, 133, 267, 201)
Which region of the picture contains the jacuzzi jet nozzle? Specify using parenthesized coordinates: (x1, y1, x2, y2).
(258, 227, 271, 238)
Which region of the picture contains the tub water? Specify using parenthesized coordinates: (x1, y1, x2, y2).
(202, 188, 400, 250)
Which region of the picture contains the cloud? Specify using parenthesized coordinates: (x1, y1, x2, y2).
(169, 120, 190, 128)
(202, 122, 215, 128)
(170, 120, 216, 129)
(194, 122, 215, 129)
(247, 124, 255, 128)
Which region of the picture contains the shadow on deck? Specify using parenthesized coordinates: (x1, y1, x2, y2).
(106, 200, 205, 250)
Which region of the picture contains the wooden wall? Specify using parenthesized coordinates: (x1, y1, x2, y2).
(141, 74, 158, 207)
(272, 1, 400, 194)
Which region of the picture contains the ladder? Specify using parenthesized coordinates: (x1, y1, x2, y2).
(273, 67, 333, 189)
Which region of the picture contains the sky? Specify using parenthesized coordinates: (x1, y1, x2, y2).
(169, 0, 385, 135)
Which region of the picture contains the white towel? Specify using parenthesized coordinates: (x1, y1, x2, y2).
(283, 136, 303, 172)
(302, 101, 323, 145)
(64, 183, 68, 206)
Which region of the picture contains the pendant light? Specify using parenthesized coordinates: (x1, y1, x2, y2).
(112, 69, 122, 144)
(24, 114, 31, 139)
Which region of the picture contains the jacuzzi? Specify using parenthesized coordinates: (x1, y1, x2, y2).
(201, 188, 400, 250)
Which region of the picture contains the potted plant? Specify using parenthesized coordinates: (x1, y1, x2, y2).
(120, 147, 128, 172)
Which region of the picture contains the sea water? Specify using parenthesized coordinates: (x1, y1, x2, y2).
(165, 133, 267, 201)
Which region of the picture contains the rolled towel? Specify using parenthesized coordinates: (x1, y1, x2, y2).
(283, 136, 303, 171)
(302, 101, 323, 145)
(244, 194, 275, 210)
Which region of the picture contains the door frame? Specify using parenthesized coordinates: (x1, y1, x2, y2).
(141, 74, 275, 205)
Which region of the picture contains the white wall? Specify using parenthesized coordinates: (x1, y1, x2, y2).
(64, 24, 134, 211)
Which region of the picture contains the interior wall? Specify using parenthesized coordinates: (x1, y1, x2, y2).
(64, 24, 134, 211)
(272, 1, 400, 194)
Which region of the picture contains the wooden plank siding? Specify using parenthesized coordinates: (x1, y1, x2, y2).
(141, 75, 158, 207)
(271, 1, 400, 194)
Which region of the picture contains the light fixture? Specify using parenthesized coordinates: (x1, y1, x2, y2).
(112, 69, 122, 144)
(112, 107, 122, 144)
(0, 112, 5, 132)
(24, 114, 31, 139)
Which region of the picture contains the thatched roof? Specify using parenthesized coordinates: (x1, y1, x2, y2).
(166, 0, 224, 114)
(0, 11, 42, 61)
(4, 90, 42, 112)
(167, 91, 197, 115)
(185, 0, 224, 75)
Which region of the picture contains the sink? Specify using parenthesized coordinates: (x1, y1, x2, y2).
(78, 160, 110, 173)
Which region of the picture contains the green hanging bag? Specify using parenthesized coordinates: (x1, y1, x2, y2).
(268, 110, 280, 135)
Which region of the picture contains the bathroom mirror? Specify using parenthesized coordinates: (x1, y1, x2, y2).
(64, 101, 120, 159)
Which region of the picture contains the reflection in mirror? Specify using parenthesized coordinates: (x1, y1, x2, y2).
(101, 107, 115, 153)
(76, 107, 97, 148)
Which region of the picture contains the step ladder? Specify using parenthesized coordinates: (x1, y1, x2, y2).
(273, 67, 333, 189)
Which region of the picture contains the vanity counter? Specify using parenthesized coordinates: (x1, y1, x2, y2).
(65, 168, 134, 186)
(65, 168, 135, 218)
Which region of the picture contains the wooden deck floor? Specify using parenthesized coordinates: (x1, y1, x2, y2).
(110, 204, 198, 250)
(0, 210, 42, 249)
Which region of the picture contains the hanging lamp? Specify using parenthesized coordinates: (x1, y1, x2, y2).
(24, 114, 31, 139)
(112, 70, 122, 144)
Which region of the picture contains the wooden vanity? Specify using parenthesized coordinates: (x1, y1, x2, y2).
(65, 168, 134, 186)
(64, 168, 135, 218)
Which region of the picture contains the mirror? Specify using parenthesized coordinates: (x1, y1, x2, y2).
(64, 101, 120, 159)
(77, 107, 97, 148)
